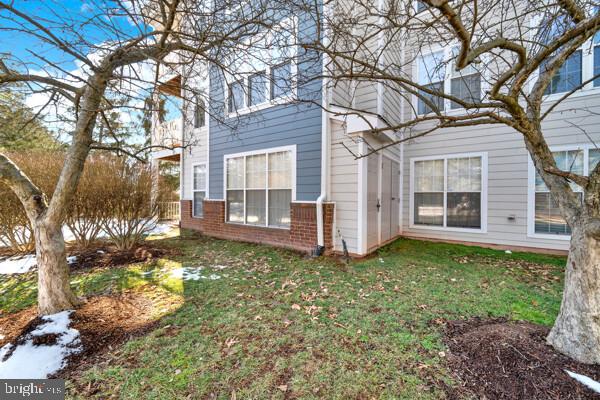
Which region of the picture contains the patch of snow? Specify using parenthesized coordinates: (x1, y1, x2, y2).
(212, 265, 229, 270)
(170, 267, 204, 281)
(505, 250, 512, 254)
(168, 267, 221, 281)
(0, 255, 37, 274)
(148, 223, 174, 236)
(566, 370, 600, 394)
(97, 250, 105, 254)
(67, 256, 77, 265)
(0, 310, 81, 379)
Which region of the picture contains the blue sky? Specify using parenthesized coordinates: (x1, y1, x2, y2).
(0, 1, 149, 72)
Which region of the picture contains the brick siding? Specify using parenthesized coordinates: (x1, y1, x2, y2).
(180, 200, 334, 253)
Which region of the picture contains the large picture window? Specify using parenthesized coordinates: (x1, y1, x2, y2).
(193, 164, 207, 218)
(531, 147, 599, 237)
(226, 147, 294, 228)
(412, 153, 486, 231)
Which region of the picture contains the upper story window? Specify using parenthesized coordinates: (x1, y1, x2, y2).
(535, 12, 597, 96)
(450, 51, 481, 109)
(593, 32, 600, 87)
(228, 80, 245, 112)
(542, 51, 582, 95)
(249, 71, 267, 106)
(415, 1, 428, 13)
(415, 47, 482, 115)
(417, 51, 445, 115)
(411, 153, 487, 231)
(225, 17, 297, 116)
(194, 98, 206, 129)
(531, 147, 600, 237)
(271, 61, 293, 100)
(225, 146, 295, 228)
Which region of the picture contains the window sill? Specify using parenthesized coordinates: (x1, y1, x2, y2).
(409, 223, 487, 234)
(527, 232, 571, 241)
(228, 94, 295, 118)
(225, 221, 291, 231)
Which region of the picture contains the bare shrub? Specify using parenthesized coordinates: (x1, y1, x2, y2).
(64, 155, 112, 249)
(0, 151, 64, 253)
(101, 158, 158, 250)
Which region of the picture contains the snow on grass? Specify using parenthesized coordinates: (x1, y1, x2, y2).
(0, 311, 81, 379)
(168, 267, 221, 281)
(566, 370, 600, 394)
(0, 255, 81, 275)
(0, 255, 37, 274)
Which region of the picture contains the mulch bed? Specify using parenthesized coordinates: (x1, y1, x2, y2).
(443, 317, 600, 399)
(0, 292, 166, 380)
(68, 244, 179, 271)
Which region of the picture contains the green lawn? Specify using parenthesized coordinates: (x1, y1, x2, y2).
(0, 231, 566, 399)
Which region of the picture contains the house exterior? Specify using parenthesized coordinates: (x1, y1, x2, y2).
(152, 1, 600, 257)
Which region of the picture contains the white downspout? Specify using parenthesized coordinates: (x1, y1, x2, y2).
(316, 1, 331, 250)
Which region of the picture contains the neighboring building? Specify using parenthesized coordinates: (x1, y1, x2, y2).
(152, 1, 600, 256)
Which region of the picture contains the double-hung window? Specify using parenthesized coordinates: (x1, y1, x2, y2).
(194, 98, 206, 129)
(226, 147, 294, 228)
(417, 51, 445, 115)
(531, 147, 600, 236)
(415, 47, 482, 114)
(228, 80, 245, 112)
(542, 51, 582, 95)
(450, 53, 482, 109)
(271, 61, 293, 99)
(412, 153, 486, 231)
(193, 164, 207, 218)
(593, 31, 600, 87)
(248, 71, 267, 106)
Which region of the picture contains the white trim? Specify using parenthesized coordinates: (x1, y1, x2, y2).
(357, 139, 368, 254)
(409, 151, 488, 234)
(527, 143, 596, 240)
(223, 145, 297, 229)
(192, 162, 207, 218)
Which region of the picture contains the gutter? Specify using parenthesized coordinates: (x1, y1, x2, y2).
(315, 0, 331, 255)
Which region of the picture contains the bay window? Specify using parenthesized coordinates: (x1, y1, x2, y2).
(412, 153, 486, 231)
(532, 147, 600, 237)
(226, 147, 294, 228)
(193, 164, 207, 218)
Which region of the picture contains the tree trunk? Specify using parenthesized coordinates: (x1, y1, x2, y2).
(34, 220, 78, 315)
(547, 226, 600, 364)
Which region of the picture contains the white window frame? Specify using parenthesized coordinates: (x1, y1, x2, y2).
(409, 152, 488, 233)
(224, 17, 298, 117)
(223, 145, 297, 229)
(192, 162, 208, 218)
(412, 45, 487, 116)
(527, 144, 597, 240)
(528, 11, 600, 101)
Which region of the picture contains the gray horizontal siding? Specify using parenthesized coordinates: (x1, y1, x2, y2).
(402, 92, 600, 251)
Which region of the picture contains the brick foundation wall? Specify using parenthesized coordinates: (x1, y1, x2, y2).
(180, 200, 334, 253)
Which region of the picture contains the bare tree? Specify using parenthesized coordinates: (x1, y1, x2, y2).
(0, 0, 278, 314)
(308, 0, 600, 362)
